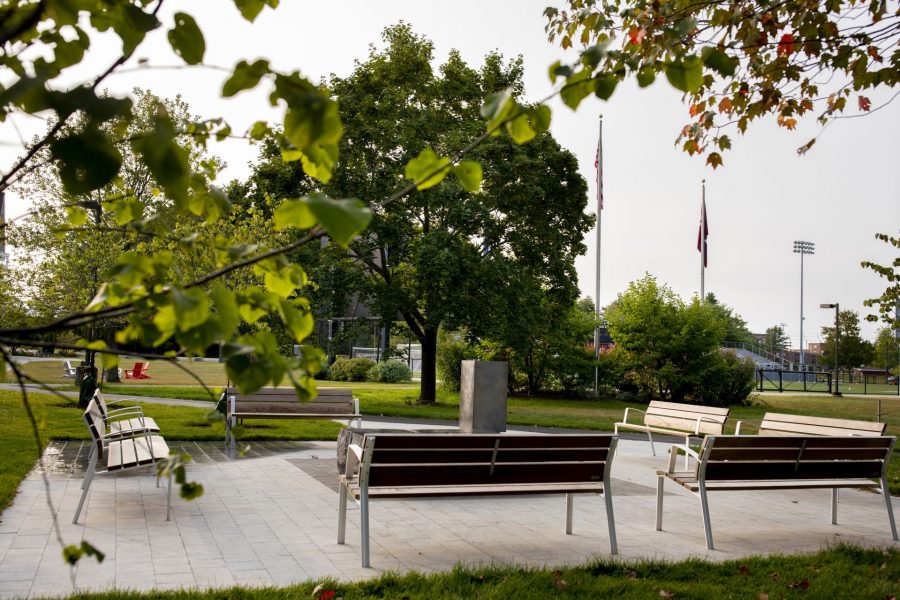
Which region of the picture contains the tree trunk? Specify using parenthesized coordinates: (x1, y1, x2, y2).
(417, 326, 438, 405)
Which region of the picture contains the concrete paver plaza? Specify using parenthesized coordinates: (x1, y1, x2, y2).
(0, 421, 896, 598)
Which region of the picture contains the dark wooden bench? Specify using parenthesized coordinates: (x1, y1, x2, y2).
(615, 401, 730, 467)
(735, 412, 887, 436)
(337, 432, 618, 567)
(656, 435, 897, 549)
(225, 387, 360, 443)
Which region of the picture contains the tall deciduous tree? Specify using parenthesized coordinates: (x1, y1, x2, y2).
(821, 309, 876, 370)
(544, 0, 900, 166)
(763, 324, 789, 354)
(240, 25, 592, 404)
(873, 326, 900, 372)
(705, 293, 753, 344)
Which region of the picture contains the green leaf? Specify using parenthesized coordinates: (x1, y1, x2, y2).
(593, 73, 619, 100)
(506, 113, 536, 144)
(664, 55, 704, 93)
(453, 161, 482, 193)
(527, 105, 552, 132)
(112, 198, 144, 226)
(65, 205, 88, 228)
(131, 109, 189, 207)
(673, 16, 697, 37)
(167, 12, 205, 65)
(701, 47, 737, 77)
(171, 287, 210, 332)
(222, 60, 270, 97)
(273, 198, 316, 231)
(264, 264, 307, 298)
(249, 120, 269, 140)
(581, 42, 610, 69)
(548, 60, 573, 83)
(303, 192, 371, 247)
(211, 284, 240, 335)
(279, 300, 314, 341)
(405, 147, 451, 190)
(560, 70, 596, 110)
(152, 305, 177, 343)
(480, 89, 515, 134)
(636, 67, 656, 88)
(51, 128, 122, 194)
(233, 0, 278, 22)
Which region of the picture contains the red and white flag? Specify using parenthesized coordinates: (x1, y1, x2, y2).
(595, 135, 604, 211)
(697, 197, 709, 267)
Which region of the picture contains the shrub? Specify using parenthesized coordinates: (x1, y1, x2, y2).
(695, 350, 756, 406)
(436, 332, 479, 392)
(366, 360, 413, 383)
(329, 357, 376, 382)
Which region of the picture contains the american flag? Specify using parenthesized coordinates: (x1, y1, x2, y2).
(595, 135, 604, 211)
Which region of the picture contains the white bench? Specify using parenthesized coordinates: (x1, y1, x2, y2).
(62, 360, 77, 378)
(655, 434, 897, 549)
(225, 387, 361, 444)
(93, 389, 160, 438)
(735, 412, 887, 437)
(338, 432, 618, 567)
(615, 400, 730, 467)
(74, 398, 172, 524)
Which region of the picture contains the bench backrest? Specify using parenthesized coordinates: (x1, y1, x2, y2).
(227, 386, 354, 415)
(359, 433, 616, 489)
(83, 399, 107, 460)
(759, 412, 887, 437)
(644, 401, 729, 435)
(132, 362, 146, 375)
(697, 435, 894, 481)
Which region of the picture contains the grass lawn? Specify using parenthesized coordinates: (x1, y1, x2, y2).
(18, 359, 229, 386)
(25, 545, 900, 599)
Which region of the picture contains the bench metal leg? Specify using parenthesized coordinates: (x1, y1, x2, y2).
(337, 485, 347, 544)
(360, 488, 370, 568)
(656, 476, 664, 531)
(647, 431, 656, 456)
(565, 494, 573, 534)
(165, 469, 173, 521)
(831, 488, 838, 525)
(73, 452, 97, 524)
(882, 476, 898, 541)
(699, 484, 714, 550)
(604, 488, 618, 555)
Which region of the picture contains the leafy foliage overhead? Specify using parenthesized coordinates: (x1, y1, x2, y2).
(544, 0, 900, 166)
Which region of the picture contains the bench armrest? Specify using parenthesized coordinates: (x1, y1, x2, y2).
(344, 443, 364, 478)
(105, 406, 144, 418)
(621, 407, 646, 424)
(101, 426, 158, 443)
(734, 420, 743, 435)
(692, 415, 724, 435)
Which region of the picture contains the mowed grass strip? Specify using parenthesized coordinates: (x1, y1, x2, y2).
(31, 545, 900, 599)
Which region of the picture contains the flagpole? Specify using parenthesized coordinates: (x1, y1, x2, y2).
(594, 115, 603, 396)
(700, 179, 706, 303)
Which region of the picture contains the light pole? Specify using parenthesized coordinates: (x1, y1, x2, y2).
(793, 241, 814, 368)
(820, 303, 840, 396)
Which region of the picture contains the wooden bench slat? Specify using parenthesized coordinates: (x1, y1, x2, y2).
(369, 462, 607, 487)
(709, 435, 892, 448)
(370, 448, 611, 464)
(648, 401, 730, 416)
(704, 460, 885, 481)
(644, 415, 726, 434)
(702, 447, 892, 461)
(761, 412, 886, 433)
(352, 481, 606, 499)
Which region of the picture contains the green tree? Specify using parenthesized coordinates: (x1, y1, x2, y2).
(544, 0, 900, 166)
(763, 325, 789, 355)
(239, 25, 592, 404)
(821, 310, 876, 371)
(605, 274, 725, 400)
(872, 327, 899, 373)
(861, 233, 900, 329)
(705, 293, 753, 344)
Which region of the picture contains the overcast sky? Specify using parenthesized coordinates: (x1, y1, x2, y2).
(3, 0, 898, 348)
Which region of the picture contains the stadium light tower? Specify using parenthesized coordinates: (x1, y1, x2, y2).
(793, 240, 814, 367)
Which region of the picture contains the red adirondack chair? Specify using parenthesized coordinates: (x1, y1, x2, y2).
(124, 362, 151, 379)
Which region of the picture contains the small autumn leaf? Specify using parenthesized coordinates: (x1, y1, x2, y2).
(659, 589, 674, 598)
(718, 97, 733, 114)
(859, 96, 872, 111)
(628, 27, 646, 45)
(738, 565, 750, 575)
(706, 152, 723, 169)
(777, 33, 795, 56)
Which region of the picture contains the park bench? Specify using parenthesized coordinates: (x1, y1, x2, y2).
(92, 389, 159, 438)
(615, 401, 730, 467)
(655, 434, 897, 549)
(337, 432, 619, 567)
(124, 361, 151, 379)
(62, 360, 77, 378)
(735, 412, 887, 437)
(74, 398, 172, 524)
(225, 386, 361, 444)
